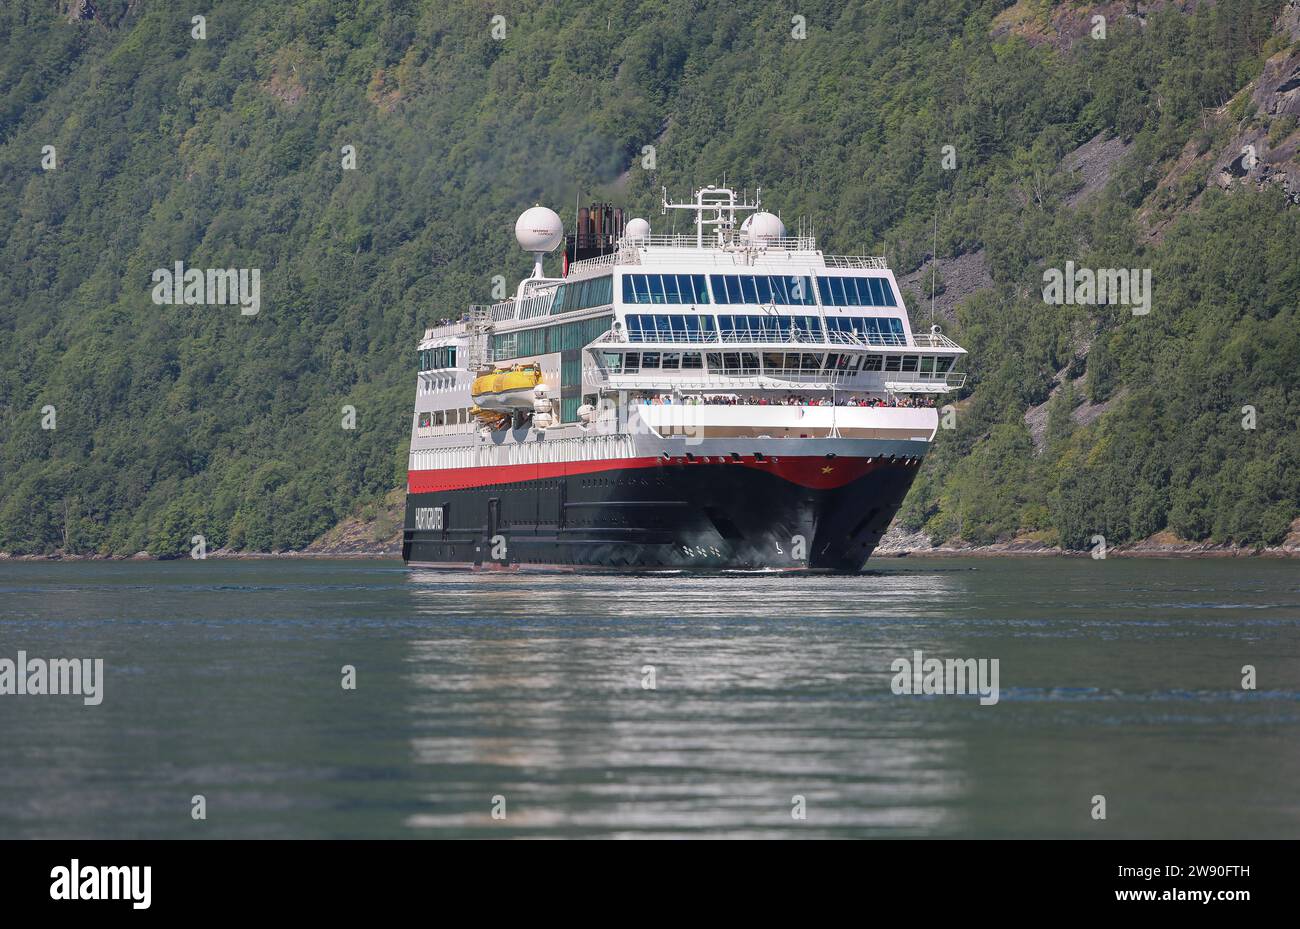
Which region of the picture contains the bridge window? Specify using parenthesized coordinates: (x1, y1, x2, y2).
(620, 273, 710, 305)
(824, 316, 906, 345)
(816, 275, 897, 307)
(625, 314, 717, 342)
(718, 315, 823, 340)
(863, 355, 883, 371)
(708, 274, 816, 306)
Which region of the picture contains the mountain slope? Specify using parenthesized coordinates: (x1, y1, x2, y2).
(0, 0, 1295, 556)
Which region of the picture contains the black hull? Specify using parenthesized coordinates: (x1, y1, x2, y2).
(402, 457, 921, 572)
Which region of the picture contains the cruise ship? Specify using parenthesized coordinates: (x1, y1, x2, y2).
(402, 186, 966, 571)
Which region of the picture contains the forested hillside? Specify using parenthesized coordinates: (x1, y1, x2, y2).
(1, 0, 1296, 556)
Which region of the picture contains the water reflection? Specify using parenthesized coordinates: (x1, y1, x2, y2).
(399, 569, 969, 836)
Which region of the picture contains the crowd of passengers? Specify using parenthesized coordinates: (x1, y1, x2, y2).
(631, 392, 935, 408)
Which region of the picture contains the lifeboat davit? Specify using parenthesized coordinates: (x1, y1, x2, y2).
(471, 363, 544, 412)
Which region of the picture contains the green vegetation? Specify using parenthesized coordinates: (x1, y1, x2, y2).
(0, 0, 1295, 555)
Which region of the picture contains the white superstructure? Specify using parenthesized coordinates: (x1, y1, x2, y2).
(409, 185, 966, 464)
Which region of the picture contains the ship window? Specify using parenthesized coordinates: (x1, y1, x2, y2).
(417, 346, 459, 371)
(741, 352, 759, 372)
(661, 352, 681, 370)
(680, 274, 704, 304)
(601, 352, 623, 373)
(802, 353, 823, 371)
(622, 274, 709, 305)
(723, 352, 744, 372)
(624, 352, 640, 372)
(706, 352, 722, 371)
(641, 352, 661, 369)
(625, 313, 715, 341)
(935, 356, 954, 373)
(681, 352, 703, 369)
(919, 356, 935, 374)
(885, 355, 902, 372)
(418, 411, 432, 427)
(661, 275, 681, 303)
(901, 355, 919, 372)
(708, 274, 814, 306)
(863, 355, 883, 371)
(824, 316, 905, 345)
(817, 276, 897, 308)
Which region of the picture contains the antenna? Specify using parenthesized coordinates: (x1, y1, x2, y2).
(931, 201, 938, 326)
(662, 185, 760, 248)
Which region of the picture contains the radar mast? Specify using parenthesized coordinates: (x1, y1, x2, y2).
(661, 185, 762, 248)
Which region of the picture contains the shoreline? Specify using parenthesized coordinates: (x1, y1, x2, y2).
(3, 545, 1297, 562)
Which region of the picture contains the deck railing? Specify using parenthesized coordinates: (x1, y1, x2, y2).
(594, 328, 921, 348)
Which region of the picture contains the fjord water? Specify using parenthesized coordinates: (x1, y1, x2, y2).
(0, 558, 1297, 839)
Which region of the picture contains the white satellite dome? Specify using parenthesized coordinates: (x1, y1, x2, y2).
(742, 211, 786, 245)
(515, 205, 564, 253)
(624, 217, 651, 240)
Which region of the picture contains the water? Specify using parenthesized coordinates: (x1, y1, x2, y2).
(1, 557, 1297, 838)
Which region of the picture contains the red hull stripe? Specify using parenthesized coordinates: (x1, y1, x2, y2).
(409, 456, 662, 493)
(407, 454, 906, 493)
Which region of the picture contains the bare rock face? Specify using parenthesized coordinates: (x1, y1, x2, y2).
(897, 250, 993, 325)
(64, 0, 95, 23)
(1062, 132, 1133, 207)
(304, 489, 404, 556)
(1280, 0, 1300, 42)
(991, 0, 1203, 53)
(1211, 45, 1300, 204)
